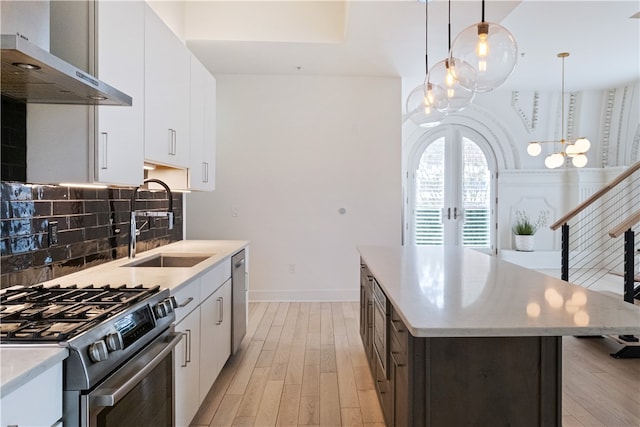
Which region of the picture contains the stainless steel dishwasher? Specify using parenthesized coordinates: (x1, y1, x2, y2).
(231, 249, 247, 354)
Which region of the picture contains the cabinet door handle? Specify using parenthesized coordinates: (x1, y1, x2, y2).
(185, 328, 192, 364)
(181, 331, 188, 367)
(178, 297, 194, 308)
(168, 129, 177, 155)
(391, 319, 405, 332)
(217, 296, 224, 325)
(391, 351, 406, 367)
(100, 132, 108, 169)
(172, 129, 177, 155)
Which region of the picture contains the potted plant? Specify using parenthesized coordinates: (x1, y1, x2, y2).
(512, 210, 548, 251)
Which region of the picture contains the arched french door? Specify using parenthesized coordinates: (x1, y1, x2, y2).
(408, 125, 497, 251)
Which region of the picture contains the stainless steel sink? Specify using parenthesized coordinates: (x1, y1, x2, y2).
(123, 253, 213, 268)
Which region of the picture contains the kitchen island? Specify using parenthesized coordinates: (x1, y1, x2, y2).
(358, 245, 640, 427)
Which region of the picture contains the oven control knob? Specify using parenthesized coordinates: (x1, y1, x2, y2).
(167, 296, 178, 310)
(154, 301, 169, 318)
(105, 332, 124, 352)
(88, 340, 109, 363)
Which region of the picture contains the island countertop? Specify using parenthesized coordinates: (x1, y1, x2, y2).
(358, 245, 640, 337)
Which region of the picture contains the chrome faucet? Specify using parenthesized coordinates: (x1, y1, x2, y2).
(129, 178, 174, 258)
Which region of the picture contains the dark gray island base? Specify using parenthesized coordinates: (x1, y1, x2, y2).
(360, 262, 561, 426)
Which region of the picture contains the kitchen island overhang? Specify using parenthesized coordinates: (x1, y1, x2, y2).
(357, 245, 640, 427)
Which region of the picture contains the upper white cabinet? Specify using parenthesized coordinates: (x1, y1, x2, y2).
(27, 0, 144, 186)
(94, 0, 145, 185)
(144, 5, 190, 168)
(189, 55, 216, 191)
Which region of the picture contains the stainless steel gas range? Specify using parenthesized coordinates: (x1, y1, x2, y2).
(0, 283, 182, 427)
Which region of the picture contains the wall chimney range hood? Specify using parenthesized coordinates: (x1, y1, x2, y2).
(1, 34, 132, 106)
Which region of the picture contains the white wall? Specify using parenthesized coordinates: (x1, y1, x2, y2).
(186, 75, 402, 301)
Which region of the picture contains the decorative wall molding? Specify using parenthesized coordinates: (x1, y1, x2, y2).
(601, 88, 616, 167)
(616, 86, 629, 165)
(511, 91, 539, 133)
(632, 124, 640, 162)
(567, 92, 577, 140)
(403, 103, 520, 170)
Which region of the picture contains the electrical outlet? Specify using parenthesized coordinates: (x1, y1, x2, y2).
(231, 206, 239, 217)
(288, 264, 296, 274)
(48, 221, 58, 246)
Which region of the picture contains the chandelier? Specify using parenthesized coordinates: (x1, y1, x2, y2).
(527, 53, 591, 168)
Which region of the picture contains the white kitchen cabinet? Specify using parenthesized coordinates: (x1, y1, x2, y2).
(173, 303, 201, 427)
(27, 0, 144, 186)
(144, 4, 190, 169)
(199, 279, 232, 401)
(189, 54, 217, 191)
(1, 363, 63, 427)
(93, 0, 145, 185)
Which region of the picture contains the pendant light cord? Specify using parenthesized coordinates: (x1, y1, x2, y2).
(481, 0, 485, 23)
(561, 54, 565, 141)
(425, 1, 429, 75)
(556, 53, 571, 142)
(448, 0, 451, 50)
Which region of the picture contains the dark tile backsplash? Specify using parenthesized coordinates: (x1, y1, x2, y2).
(0, 181, 183, 288)
(1, 97, 27, 182)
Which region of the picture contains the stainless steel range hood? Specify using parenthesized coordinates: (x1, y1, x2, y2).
(1, 33, 132, 106)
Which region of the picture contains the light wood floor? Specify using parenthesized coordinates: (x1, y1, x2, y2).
(191, 302, 640, 427)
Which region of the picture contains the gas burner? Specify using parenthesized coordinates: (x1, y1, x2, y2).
(0, 283, 161, 343)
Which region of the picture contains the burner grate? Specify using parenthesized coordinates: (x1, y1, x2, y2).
(0, 284, 160, 342)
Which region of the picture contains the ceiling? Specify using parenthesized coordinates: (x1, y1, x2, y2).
(183, 0, 640, 101)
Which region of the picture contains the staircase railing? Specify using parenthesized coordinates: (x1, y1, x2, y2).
(550, 162, 640, 358)
(550, 161, 640, 290)
(608, 209, 640, 305)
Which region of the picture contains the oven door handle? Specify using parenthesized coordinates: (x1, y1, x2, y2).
(90, 332, 183, 408)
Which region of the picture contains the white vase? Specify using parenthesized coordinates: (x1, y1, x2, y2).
(514, 235, 535, 252)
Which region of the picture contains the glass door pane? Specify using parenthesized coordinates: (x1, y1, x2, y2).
(413, 130, 492, 248)
(415, 137, 445, 245)
(461, 137, 491, 247)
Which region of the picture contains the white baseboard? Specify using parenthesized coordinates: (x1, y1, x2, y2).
(249, 288, 359, 302)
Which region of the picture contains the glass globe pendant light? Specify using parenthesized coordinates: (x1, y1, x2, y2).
(406, 83, 446, 128)
(425, 0, 476, 113)
(406, 0, 446, 127)
(449, 0, 518, 92)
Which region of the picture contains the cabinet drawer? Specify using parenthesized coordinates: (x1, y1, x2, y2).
(172, 279, 201, 323)
(390, 329, 407, 368)
(200, 261, 232, 300)
(390, 307, 407, 355)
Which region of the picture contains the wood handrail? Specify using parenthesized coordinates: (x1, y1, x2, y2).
(550, 161, 640, 230)
(609, 210, 640, 238)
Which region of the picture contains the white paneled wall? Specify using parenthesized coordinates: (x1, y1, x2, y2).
(186, 75, 402, 301)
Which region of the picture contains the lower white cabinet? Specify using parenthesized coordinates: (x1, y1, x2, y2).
(171, 260, 232, 426)
(174, 303, 201, 427)
(0, 363, 63, 427)
(199, 279, 232, 401)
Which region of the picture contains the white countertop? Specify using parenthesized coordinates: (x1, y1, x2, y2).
(0, 240, 248, 396)
(358, 245, 640, 337)
(33, 240, 249, 292)
(0, 346, 68, 398)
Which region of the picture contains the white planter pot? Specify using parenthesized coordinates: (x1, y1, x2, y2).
(514, 235, 535, 252)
